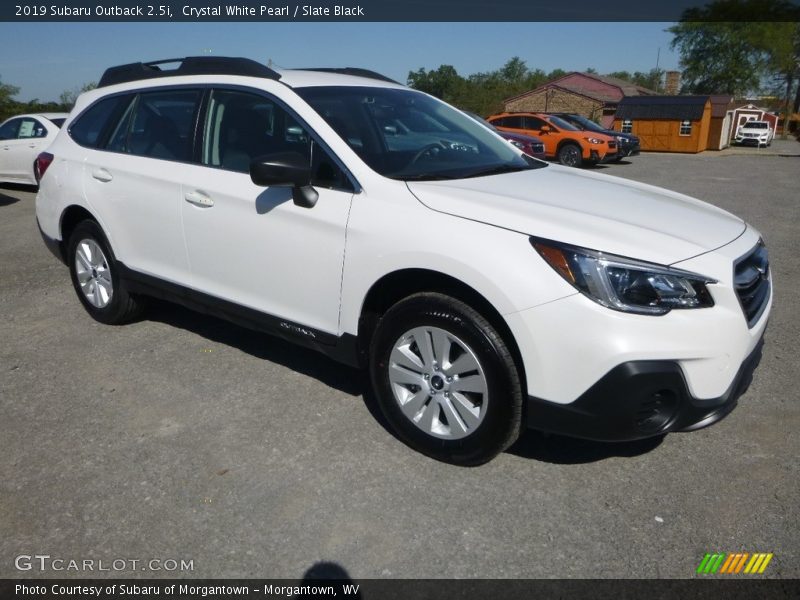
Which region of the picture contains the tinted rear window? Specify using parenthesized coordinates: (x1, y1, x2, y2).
(70, 95, 131, 148)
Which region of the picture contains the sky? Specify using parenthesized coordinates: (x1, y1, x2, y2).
(0, 22, 680, 102)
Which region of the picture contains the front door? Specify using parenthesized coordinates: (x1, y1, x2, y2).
(179, 88, 354, 335)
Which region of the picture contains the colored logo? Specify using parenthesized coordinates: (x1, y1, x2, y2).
(697, 552, 773, 574)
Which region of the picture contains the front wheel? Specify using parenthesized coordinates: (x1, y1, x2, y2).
(369, 293, 523, 465)
(557, 143, 583, 167)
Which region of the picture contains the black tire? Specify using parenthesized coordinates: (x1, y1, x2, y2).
(369, 292, 523, 466)
(67, 220, 145, 325)
(557, 143, 583, 167)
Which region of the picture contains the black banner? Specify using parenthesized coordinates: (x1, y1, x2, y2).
(3, 0, 800, 22)
(3, 579, 800, 599)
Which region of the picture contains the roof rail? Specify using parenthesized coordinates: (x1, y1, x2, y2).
(98, 56, 281, 88)
(297, 68, 401, 85)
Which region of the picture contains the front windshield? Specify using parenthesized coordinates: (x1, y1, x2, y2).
(296, 86, 544, 180)
(545, 115, 581, 132)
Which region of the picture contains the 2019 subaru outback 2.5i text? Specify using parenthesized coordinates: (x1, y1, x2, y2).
(36, 57, 771, 465)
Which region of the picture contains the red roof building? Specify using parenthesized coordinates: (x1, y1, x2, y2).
(503, 72, 658, 128)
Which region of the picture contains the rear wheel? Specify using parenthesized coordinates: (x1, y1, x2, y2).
(369, 293, 523, 465)
(67, 220, 145, 324)
(558, 143, 583, 167)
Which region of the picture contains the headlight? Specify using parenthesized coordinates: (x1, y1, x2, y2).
(509, 140, 526, 149)
(584, 137, 604, 144)
(531, 238, 716, 315)
(616, 135, 626, 143)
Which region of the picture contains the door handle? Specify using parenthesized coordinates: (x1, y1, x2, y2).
(91, 168, 113, 182)
(184, 190, 214, 208)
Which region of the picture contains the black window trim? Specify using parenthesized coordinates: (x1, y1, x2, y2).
(69, 85, 206, 166)
(202, 84, 361, 194)
(66, 83, 361, 194)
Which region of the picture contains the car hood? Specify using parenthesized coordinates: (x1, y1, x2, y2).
(407, 165, 746, 265)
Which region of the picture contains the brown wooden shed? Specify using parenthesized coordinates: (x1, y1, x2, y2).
(613, 96, 713, 153)
(707, 95, 734, 150)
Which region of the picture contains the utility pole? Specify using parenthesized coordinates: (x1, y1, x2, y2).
(655, 47, 660, 93)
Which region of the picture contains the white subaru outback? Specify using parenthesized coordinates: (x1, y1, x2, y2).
(36, 57, 771, 465)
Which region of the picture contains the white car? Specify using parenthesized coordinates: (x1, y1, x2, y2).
(735, 120, 774, 147)
(35, 58, 771, 465)
(0, 112, 69, 185)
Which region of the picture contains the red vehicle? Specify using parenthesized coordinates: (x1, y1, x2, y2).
(464, 111, 546, 160)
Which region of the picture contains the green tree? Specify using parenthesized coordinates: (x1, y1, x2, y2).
(669, 21, 764, 95)
(669, 0, 800, 135)
(59, 82, 97, 110)
(0, 76, 21, 121)
(407, 65, 465, 104)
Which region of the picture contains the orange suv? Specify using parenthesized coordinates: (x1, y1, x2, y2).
(486, 112, 617, 167)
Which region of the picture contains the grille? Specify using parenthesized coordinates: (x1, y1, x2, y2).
(734, 241, 770, 327)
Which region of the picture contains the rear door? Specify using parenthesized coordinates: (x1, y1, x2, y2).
(12, 117, 48, 181)
(81, 88, 202, 285)
(0, 118, 22, 180)
(178, 87, 354, 334)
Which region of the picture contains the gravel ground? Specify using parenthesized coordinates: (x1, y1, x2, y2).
(1, 141, 798, 580)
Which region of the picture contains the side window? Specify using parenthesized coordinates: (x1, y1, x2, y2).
(18, 118, 46, 139)
(525, 116, 547, 130)
(70, 95, 131, 148)
(621, 119, 633, 134)
(106, 97, 139, 153)
(203, 89, 309, 172)
(0, 118, 22, 140)
(123, 90, 201, 161)
(679, 120, 692, 136)
(503, 116, 524, 128)
(202, 89, 350, 190)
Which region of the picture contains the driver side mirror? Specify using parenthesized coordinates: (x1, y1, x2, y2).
(250, 152, 319, 209)
(539, 125, 552, 134)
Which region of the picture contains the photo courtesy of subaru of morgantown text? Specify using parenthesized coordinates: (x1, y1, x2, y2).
(35, 57, 771, 465)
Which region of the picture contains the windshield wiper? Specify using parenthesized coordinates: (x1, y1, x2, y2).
(399, 173, 456, 181)
(462, 164, 533, 179)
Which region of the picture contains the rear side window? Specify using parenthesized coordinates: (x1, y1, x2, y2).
(0, 118, 22, 140)
(109, 89, 201, 162)
(18, 118, 46, 138)
(70, 95, 131, 148)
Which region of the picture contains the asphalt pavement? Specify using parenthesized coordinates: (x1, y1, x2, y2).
(1, 142, 798, 579)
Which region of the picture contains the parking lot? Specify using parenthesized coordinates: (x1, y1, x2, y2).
(1, 143, 798, 580)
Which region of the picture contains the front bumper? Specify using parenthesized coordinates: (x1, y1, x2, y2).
(620, 143, 640, 157)
(525, 332, 765, 441)
(736, 137, 768, 146)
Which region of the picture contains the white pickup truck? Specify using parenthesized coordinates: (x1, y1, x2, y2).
(735, 120, 774, 147)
